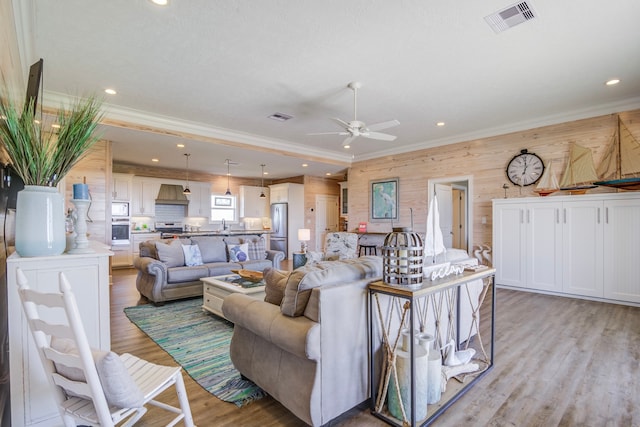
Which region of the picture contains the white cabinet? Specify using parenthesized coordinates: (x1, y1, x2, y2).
(112, 173, 132, 201)
(132, 177, 161, 216)
(133, 232, 161, 257)
(111, 242, 133, 267)
(493, 200, 562, 292)
(269, 184, 289, 203)
(187, 182, 211, 218)
(561, 199, 603, 297)
(603, 198, 640, 302)
(239, 185, 269, 218)
(7, 246, 111, 427)
(493, 193, 640, 305)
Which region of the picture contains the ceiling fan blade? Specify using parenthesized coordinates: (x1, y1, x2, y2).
(363, 131, 397, 141)
(342, 135, 357, 146)
(330, 117, 351, 130)
(367, 119, 400, 132)
(307, 131, 345, 136)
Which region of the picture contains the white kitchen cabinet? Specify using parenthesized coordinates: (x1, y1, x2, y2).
(187, 182, 211, 218)
(603, 198, 640, 302)
(239, 185, 269, 218)
(339, 181, 348, 217)
(132, 177, 161, 216)
(111, 241, 133, 267)
(7, 246, 111, 427)
(493, 193, 640, 305)
(268, 183, 289, 203)
(112, 173, 132, 201)
(133, 232, 161, 257)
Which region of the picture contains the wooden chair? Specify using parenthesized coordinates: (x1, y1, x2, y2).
(16, 268, 195, 427)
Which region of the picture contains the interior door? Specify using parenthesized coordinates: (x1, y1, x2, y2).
(435, 183, 453, 248)
(315, 195, 339, 251)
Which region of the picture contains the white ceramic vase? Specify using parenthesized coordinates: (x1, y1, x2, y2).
(15, 185, 66, 257)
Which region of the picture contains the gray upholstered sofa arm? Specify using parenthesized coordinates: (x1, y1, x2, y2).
(266, 250, 285, 269)
(134, 256, 169, 303)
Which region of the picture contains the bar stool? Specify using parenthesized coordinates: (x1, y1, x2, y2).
(359, 245, 378, 256)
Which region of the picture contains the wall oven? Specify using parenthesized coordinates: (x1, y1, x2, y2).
(111, 218, 130, 244)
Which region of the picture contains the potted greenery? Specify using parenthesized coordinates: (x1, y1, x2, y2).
(0, 94, 103, 256)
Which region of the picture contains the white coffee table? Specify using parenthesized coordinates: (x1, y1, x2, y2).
(201, 274, 266, 319)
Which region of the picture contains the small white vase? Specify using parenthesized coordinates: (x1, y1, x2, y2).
(15, 185, 66, 257)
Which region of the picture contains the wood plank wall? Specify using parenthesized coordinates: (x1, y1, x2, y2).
(347, 109, 640, 249)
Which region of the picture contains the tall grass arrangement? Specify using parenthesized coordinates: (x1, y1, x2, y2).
(0, 95, 103, 187)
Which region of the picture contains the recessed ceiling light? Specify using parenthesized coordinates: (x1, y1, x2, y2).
(150, 0, 168, 5)
(344, 144, 351, 149)
(605, 79, 621, 86)
(325, 173, 332, 176)
(302, 163, 308, 167)
(436, 122, 445, 127)
(104, 88, 116, 95)
(263, 171, 269, 175)
(177, 143, 185, 148)
(268, 112, 294, 122)
(151, 158, 159, 162)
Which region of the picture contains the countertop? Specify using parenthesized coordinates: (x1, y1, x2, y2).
(160, 229, 272, 238)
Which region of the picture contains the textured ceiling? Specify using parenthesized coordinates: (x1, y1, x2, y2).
(13, 0, 640, 179)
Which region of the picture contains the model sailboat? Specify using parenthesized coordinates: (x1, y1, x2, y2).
(559, 143, 598, 194)
(593, 116, 640, 190)
(424, 195, 446, 260)
(533, 160, 559, 196)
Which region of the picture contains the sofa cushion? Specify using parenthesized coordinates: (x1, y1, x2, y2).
(182, 244, 203, 266)
(281, 256, 382, 317)
(191, 236, 227, 263)
(155, 239, 189, 267)
(239, 259, 272, 272)
(206, 262, 241, 277)
(167, 265, 209, 283)
(264, 268, 291, 305)
(228, 243, 250, 262)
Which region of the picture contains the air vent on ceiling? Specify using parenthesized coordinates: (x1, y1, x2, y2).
(484, 1, 537, 33)
(268, 112, 294, 122)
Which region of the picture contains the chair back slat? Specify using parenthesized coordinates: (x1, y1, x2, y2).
(43, 346, 83, 370)
(51, 373, 93, 400)
(31, 319, 75, 340)
(19, 287, 65, 308)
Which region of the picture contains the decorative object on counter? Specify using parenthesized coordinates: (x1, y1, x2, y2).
(68, 198, 93, 253)
(428, 263, 464, 281)
(593, 115, 640, 190)
(358, 222, 367, 232)
(183, 153, 191, 195)
(424, 194, 446, 270)
(441, 339, 475, 366)
(259, 164, 266, 198)
(0, 79, 103, 256)
(382, 227, 424, 286)
(533, 160, 559, 196)
(72, 183, 89, 200)
(502, 183, 509, 198)
(65, 208, 76, 252)
(298, 228, 310, 253)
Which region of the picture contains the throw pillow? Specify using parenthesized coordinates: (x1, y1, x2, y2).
(191, 236, 227, 263)
(155, 239, 187, 267)
(50, 337, 144, 408)
(245, 237, 267, 260)
(305, 251, 324, 265)
(182, 244, 203, 266)
(227, 243, 249, 262)
(263, 268, 290, 305)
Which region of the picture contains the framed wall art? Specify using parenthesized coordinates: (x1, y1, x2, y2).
(370, 178, 399, 222)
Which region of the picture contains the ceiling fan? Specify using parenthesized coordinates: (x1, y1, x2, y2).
(308, 82, 400, 148)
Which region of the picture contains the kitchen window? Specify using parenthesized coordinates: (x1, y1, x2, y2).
(210, 195, 237, 222)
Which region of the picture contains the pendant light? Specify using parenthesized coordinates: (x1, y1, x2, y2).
(183, 153, 191, 195)
(225, 159, 232, 196)
(259, 164, 266, 198)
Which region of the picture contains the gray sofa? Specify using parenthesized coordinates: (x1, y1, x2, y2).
(222, 256, 383, 427)
(134, 235, 284, 304)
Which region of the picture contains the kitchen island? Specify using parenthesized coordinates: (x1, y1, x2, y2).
(160, 229, 272, 239)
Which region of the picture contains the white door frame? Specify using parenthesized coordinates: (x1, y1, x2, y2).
(427, 175, 473, 254)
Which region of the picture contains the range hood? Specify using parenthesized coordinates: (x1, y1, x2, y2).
(155, 184, 189, 205)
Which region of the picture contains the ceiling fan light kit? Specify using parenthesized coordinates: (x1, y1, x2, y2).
(308, 81, 400, 148)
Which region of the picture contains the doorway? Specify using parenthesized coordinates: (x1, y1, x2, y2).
(315, 195, 339, 251)
(427, 175, 473, 254)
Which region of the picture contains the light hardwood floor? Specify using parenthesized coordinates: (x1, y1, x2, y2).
(110, 268, 640, 426)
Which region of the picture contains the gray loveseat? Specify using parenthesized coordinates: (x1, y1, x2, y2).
(222, 256, 383, 427)
(134, 235, 284, 304)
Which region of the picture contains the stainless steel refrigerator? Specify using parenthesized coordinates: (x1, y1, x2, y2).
(270, 202, 288, 258)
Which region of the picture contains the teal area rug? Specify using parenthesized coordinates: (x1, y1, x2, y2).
(124, 297, 266, 407)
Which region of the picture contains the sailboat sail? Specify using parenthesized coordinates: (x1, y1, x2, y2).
(534, 160, 559, 196)
(424, 195, 446, 258)
(559, 143, 598, 190)
(594, 116, 640, 190)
